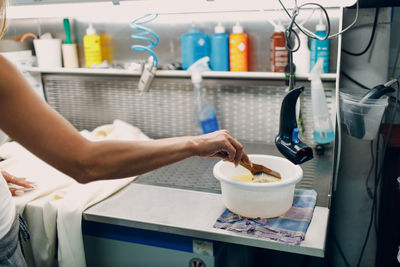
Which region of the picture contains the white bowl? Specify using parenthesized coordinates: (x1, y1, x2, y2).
(213, 154, 303, 218)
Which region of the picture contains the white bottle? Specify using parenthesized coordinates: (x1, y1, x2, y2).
(309, 58, 334, 144)
(293, 31, 310, 75)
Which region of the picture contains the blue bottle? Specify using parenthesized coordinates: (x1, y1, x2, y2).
(310, 19, 330, 73)
(181, 27, 209, 70)
(210, 22, 229, 71)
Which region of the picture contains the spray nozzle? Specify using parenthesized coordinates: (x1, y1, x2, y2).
(187, 56, 211, 83)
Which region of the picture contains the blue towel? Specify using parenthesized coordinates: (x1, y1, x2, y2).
(213, 189, 317, 245)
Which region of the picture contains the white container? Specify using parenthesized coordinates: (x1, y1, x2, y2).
(340, 91, 389, 140)
(33, 39, 62, 68)
(213, 154, 303, 218)
(62, 43, 79, 68)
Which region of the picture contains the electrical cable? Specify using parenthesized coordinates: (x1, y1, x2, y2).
(129, 13, 159, 68)
(342, 8, 379, 56)
(341, 71, 370, 89)
(365, 140, 375, 199)
(330, 231, 352, 267)
(356, 80, 399, 267)
(277, 0, 359, 40)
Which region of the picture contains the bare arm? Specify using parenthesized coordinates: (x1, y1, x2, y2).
(0, 55, 249, 183)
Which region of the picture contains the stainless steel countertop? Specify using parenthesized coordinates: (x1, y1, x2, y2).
(83, 143, 332, 257)
(83, 183, 329, 257)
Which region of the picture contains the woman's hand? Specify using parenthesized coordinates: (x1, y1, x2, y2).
(191, 130, 250, 166)
(1, 170, 35, 196)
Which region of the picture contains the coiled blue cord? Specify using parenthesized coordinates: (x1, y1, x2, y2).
(130, 14, 159, 68)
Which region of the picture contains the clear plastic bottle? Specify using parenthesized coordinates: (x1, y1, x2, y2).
(188, 57, 220, 134)
(309, 58, 334, 144)
(192, 72, 219, 134)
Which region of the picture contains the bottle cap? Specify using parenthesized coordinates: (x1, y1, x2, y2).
(232, 21, 243, 33)
(86, 24, 96, 35)
(189, 26, 199, 33)
(274, 20, 285, 32)
(214, 22, 225, 34)
(316, 15, 326, 31)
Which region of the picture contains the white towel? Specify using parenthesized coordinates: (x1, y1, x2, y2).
(0, 120, 149, 267)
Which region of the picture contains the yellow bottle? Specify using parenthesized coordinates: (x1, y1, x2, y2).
(100, 33, 113, 64)
(229, 22, 248, 72)
(83, 24, 102, 68)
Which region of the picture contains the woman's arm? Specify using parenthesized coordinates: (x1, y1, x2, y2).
(0, 55, 249, 183)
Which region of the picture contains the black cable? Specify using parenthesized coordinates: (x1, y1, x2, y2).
(341, 71, 370, 89)
(342, 8, 379, 56)
(330, 231, 352, 267)
(365, 140, 375, 199)
(356, 80, 399, 267)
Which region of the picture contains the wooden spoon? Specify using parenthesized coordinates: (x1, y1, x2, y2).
(239, 161, 281, 179)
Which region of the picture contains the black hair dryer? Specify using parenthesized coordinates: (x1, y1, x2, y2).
(275, 87, 313, 165)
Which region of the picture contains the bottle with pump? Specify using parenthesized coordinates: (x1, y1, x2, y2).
(181, 26, 209, 70)
(270, 21, 288, 72)
(293, 31, 310, 75)
(83, 24, 102, 68)
(309, 58, 334, 144)
(188, 57, 220, 134)
(310, 15, 330, 73)
(211, 22, 229, 71)
(229, 22, 248, 72)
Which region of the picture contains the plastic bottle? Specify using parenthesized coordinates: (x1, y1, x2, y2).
(229, 22, 248, 72)
(83, 24, 102, 68)
(270, 21, 288, 72)
(181, 26, 209, 70)
(62, 18, 79, 68)
(188, 57, 220, 134)
(293, 31, 310, 75)
(100, 33, 113, 64)
(210, 22, 229, 71)
(310, 16, 330, 73)
(309, 58, 334, 144)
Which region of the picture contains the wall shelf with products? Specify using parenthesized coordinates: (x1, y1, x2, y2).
(23, 67, 338, 81)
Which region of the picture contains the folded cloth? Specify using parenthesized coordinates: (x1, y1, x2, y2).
(213, 189, 317, 245)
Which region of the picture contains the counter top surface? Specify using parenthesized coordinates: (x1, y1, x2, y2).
(83, 183, 329, 258)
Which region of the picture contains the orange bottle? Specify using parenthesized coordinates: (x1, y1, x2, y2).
(229, 22, 248, 72)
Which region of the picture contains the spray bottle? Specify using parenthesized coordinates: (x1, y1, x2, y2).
(309, 58, 334, 144)
(188, 57, 220, 134)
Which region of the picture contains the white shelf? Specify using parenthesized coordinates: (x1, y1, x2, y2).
(23, 67, 338, 81)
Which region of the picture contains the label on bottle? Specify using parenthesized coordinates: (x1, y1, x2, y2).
(200, 109, 219, 134)
(270, 32, 288, 72)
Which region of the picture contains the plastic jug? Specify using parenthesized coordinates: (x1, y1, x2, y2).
(181, 27, 209, 70)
